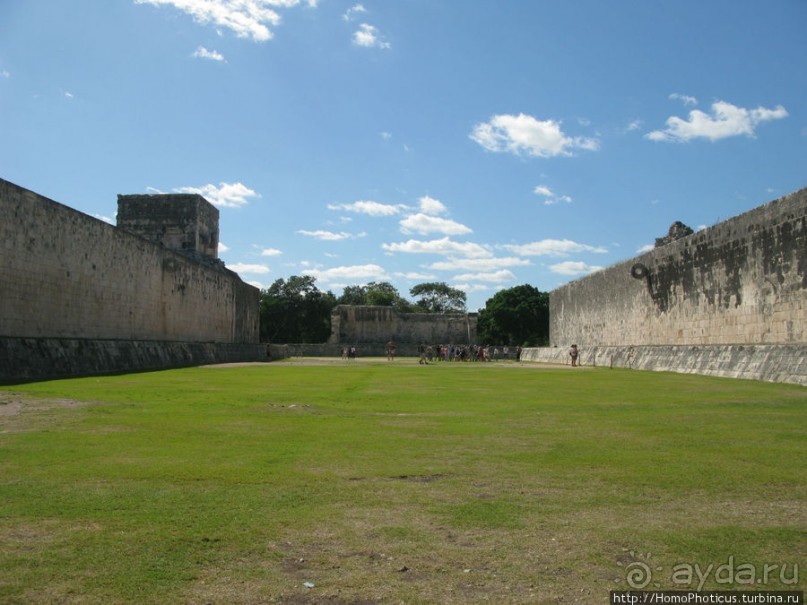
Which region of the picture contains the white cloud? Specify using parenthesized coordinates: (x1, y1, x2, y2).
(0, 69, 10, 78)
(426, 257, 530, 272)
(419, 196, 448, 216)
(297, 230, 364, 241)
(64, 91, 74, 99)
(626, 119, 643, 132)
(470, 113, 600, 158)
(219, 242, 229, 253)
(382, 237, 492, 258)
(192, 46, 226, 61)
(393, 271, 436, 280)
(454, 283, 491, 294)
(228, 262, 271, 275)
(261, 247, 282, 256)
(636, 244, 654, 254)
(502, 239, 607, 257)
(380, 131, 392, 140)
(303, 263, 389, 283)
(134, 0, 317, 42)
(399, 213, 472, 236)
(669, 93, 698, 106)
(353, 23, 390, 49)
(548, 261, 604, 276)
(174, 182, 259, 208)
(327, 200, 405, 216)
(533, 185, 572, 206)
(453, 269, 516, 283)
(343, 3, 366, 21)
(647, 100, 788, 143)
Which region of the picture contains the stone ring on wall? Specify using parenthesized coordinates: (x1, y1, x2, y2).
(630, 263, 649, 280)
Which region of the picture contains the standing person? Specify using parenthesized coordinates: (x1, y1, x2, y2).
(418, 342, 429, 365)
(569, 344, 579, 367)
(386, 340, 396, 361)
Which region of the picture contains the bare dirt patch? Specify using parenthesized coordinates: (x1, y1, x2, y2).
(0, 392, 94, 432)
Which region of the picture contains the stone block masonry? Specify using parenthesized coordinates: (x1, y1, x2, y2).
(0, 178, 262, 383)
(550, 187, 807, 348)
(328, 305, 478, 346)
(522, 187, 807, 386)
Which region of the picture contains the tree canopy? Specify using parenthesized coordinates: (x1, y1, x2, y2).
(410, 282, 467, 313)
(259, 276, 489, 343)
(477, 284, 549, 346)
(259, 276, 336, 343)
(336, 281, 414, 311)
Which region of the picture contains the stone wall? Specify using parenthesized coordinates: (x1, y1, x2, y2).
(328, 305, 478, 346)
(0, 338, 270, 384)
(550, 188, 807, 348)
(0, 178, 261, 382)
(1, 178, 259, 343)
(520, 344, 807, 387)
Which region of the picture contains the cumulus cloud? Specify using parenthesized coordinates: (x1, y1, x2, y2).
(261, 247, 282, 256)
(134, 0, 317, 42)
(382, 237, 492, 258)
(533, 185, 572, 206)
(192, 46, 225, 61)
(303, 263, 389, 283)
(470, 113, 600, 158)
(548, 261, 604, 276)
(502, 239, 607, 257)
(669, 93, 698, 106)
(353, 23, 390, 49)
(394, 271, 436, 280)
(228, 263, 271, 275)
(418, 196, 448, 215)
(297, 230, 365, 241)
(452, 269, 515, 283)
(327, 200, 405, 216)
(174, 182, 259, 208)
(343, 3, 366, 21)
(399, 213, 472, 236)
(426, 257, 530, 272)
(647, 100, 788, 142)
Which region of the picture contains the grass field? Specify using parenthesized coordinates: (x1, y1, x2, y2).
(0, 358, 805, 604)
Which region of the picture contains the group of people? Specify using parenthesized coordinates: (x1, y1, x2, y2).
(416, 343, 522, 364)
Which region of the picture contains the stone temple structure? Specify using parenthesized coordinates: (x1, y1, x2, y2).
(0, 179, 265, 383)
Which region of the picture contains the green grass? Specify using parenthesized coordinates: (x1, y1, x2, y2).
(1, 359, 804, 603)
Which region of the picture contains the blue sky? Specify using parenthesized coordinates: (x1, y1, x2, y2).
(1, 1, 805, 311)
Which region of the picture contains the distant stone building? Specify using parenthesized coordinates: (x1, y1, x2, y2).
(329, 305, 478, 347)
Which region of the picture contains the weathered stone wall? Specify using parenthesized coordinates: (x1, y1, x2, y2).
(550, 188, 807, 348)
(520, 345, 807, 387)
(1, 178, 259, 344)
(117, 194, 220, 266)
(328, 305, 478, 345)
(0, 338, 269, 384)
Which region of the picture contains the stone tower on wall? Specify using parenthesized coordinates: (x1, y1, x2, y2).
(117, 194, 221, 267)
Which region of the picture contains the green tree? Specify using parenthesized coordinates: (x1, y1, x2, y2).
(338, 284, 368, 306)
(410, 282, 467, 313)
(338, 282, 414, 311)
(260, 276, 337, 343)
(477, 284, 549, 346)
